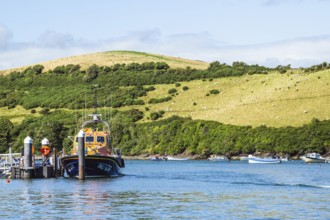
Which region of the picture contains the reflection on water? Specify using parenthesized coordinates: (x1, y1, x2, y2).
(1, 160, 330, 219)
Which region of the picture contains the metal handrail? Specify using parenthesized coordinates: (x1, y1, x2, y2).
(0, 153, 21, 170)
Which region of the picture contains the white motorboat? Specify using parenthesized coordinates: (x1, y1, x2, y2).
(248, 156, 281, 164)
(303, 153, 325, 163)
(166, 156, 189, 161)
(208, 155, 229, 162)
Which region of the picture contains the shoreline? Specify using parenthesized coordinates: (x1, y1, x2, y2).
(122, 154, 304, 161)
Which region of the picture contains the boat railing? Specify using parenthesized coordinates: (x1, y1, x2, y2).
(0, 153, 21, 170)
(111, 148, 122, 158)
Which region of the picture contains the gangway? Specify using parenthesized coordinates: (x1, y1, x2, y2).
(0, 153, 21, 171)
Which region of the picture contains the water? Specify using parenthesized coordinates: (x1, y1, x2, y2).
(1, 160, 330, 219)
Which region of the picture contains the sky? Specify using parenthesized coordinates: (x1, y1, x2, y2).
(1, 0, 330, 70)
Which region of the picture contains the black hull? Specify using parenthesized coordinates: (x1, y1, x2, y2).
(61, 155, 124, 178)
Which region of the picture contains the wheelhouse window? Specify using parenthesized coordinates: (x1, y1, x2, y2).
(97, 136, 105, 143)
(85, 136, 94, 143)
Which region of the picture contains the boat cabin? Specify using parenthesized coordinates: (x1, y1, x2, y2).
(306, 153, 321, 159)
(71, 128, 111, 156)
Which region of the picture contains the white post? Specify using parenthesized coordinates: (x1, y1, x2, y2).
(23, 136, 33, 179)
(78, 130, 85, 180)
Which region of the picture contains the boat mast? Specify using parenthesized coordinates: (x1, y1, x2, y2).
(93, 84, 99, 114)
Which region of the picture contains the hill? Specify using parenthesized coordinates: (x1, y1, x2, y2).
(133, 69, 330, 127)
(0, 51, 329, 128)
(1, 69, 329, 128)
(1, 52, 329, 156)
(0, 50, 208, 75)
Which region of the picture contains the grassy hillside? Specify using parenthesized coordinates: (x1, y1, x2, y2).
(1, 53, 330, 156)
(3, 69, 330, 128)
(0, 50, 329, 128)
(0, 51, 208, 75)
(125, 69, 330, 127)
(0, 106, 42, 124)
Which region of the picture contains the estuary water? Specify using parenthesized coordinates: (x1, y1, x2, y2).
(1, 160, 330, 219)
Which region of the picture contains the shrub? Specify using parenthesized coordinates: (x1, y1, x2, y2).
(209, 89, 220, 94)
(168, 88, 177, 94)
(144, 86, 155, 92)
(126, 109, 144, 122)
(148, 97, 172, 104)
(150, 111, 165, 121)
(40, 107, 50, 115)
(150, 112, 160, 120)
(8, 103, 16, 109)
(182, 86, 189, 91)
(83, 64, 99, 82)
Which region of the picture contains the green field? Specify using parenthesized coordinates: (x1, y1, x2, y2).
(117, 69, 330, 127)
(1, 51, 329, 128)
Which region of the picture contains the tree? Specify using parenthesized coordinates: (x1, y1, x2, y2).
(0, 117, 14, 153)
(168, 88, 177, 94)
(32, 65, 44, 75)
(83, 64, 99, 82)
(34, 122, 67, 151)
(208, 61, 221, 71)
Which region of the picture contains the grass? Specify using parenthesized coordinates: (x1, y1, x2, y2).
(1, 51, 329, 128)
(124, 69, 330, 127)
(0, 106, 42, 124)
(3, 70, 330, 128)
(0, 50, 209, 75)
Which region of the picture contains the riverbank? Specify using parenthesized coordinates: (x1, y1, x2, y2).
(121, 153, 305, 160)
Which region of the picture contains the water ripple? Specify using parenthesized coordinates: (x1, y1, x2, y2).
(1, 160, 330, 219)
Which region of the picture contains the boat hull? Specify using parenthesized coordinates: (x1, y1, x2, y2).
(304, 158, 325, 163)
(166, 156, 189, 161)
(248, 158, 281, 164)
(208, 158, 229, 162)
(61, 155, 125, 178)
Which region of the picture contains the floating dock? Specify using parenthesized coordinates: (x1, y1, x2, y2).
(0, 137, 61, 179)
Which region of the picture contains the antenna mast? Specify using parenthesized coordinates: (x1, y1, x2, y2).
(93, 84, 99, 114)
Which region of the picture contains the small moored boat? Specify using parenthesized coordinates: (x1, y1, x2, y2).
(150, 156, 167, 161)
(208, 155, 229, 162)
(303, 153, 325, 163)
(166, 156, 189, 161)
(248, 156, 281, 164)
(61, 114, 125, 178)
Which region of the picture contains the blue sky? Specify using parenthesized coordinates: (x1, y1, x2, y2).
(1, 0, 330, 70)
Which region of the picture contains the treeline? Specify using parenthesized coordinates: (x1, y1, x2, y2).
(115, 116, 330, 157)
(1, 111, 329, 157)
(1, 60, 328, 110)
(0, 61, 270, 110)
(303, 62, 330, 73)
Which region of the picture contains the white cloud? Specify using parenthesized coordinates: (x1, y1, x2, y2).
(210, 36, 330, 67)
(0, 24, 12, 49)
(0, 29, 330, 70)
(38, 30, 75, 48)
